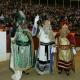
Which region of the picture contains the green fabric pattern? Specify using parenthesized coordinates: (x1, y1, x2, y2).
(13, 27, 33, 71)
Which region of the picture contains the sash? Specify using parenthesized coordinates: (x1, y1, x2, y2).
(40, 41, 55, 60)
(16, 40, 31, 46)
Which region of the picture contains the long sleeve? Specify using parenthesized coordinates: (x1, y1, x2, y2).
(10, 25, 17, 38)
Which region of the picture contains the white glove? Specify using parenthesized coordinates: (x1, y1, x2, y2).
(34, 14, 39, 23)
(72, 47, 77, 55)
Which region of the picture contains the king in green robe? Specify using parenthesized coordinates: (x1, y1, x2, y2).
(10, 10, 34, 80)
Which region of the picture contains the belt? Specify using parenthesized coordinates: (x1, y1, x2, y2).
(40, 41, 55, 46)
(16, 40, 31, 46)
(60, 45, 71, 50)
(40, 41, 55, 60)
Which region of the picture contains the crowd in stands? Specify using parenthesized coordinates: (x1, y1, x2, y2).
(0, 3, 80, 34)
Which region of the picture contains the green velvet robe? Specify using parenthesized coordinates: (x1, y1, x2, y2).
(10, 27, 33, 71)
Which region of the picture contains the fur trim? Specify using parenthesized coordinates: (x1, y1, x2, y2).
(19, 10, 25, 18)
